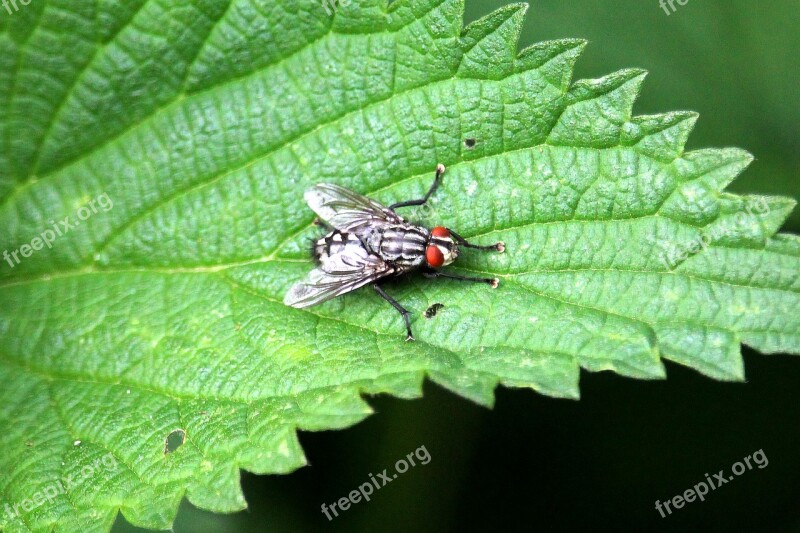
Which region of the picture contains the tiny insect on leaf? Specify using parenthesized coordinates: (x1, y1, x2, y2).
(425, 303, 445, 319)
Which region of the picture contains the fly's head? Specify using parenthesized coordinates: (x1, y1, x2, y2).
(425, 226, 458, 269)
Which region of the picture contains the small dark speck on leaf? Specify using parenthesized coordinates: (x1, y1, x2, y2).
(164, 429, 187, 455)
(425, 303, 444, 319)
(464, 138, 477, 149)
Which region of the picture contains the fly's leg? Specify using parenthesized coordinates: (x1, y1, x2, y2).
(389, 164, 446, 210)
(447, 228, 505, 253)
(373, 284, 415, 341)
(422, 268, 499, 288)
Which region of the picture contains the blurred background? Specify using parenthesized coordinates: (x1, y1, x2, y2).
(114, 1, 800, 531)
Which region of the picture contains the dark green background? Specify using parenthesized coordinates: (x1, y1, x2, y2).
(115, 1, 800, 531)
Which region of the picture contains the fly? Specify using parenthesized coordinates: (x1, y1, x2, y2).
(284, 164, 505, 341)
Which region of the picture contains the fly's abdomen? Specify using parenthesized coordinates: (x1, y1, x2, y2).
(314, 231, 366, 267)
(367, 225, 428, 266)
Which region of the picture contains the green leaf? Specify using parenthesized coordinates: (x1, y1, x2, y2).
(0, 0, 797, 530)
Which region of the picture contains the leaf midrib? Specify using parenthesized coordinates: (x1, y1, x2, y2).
(2, 213, 794, 295)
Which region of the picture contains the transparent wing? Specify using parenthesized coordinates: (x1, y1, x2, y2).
(284, 243, 397, 308)
(304, 183, 403, 233)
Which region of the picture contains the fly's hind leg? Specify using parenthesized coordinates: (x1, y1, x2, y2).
(373, 284, 414, 341)
(389, 164, 445, 210)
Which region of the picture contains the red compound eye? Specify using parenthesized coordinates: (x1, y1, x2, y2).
(426, 245, 445, 268)
(431, 226, 450, 238)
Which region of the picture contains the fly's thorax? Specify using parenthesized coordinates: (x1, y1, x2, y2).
(366, 224, 428, 266)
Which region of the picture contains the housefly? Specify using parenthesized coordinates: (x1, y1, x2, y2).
(284, 164, 505, 340)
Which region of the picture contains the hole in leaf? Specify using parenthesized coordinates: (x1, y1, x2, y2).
(464, 138, 477, 149)
(164, 429, 186, 455)
(425, 303, 444, 319)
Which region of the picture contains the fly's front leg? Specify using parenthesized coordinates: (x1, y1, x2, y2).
(447, 228, 505, 253)
(422, 268, 499, 288)
(389, 164, 446, 210)
(373, 284, 415, 341)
